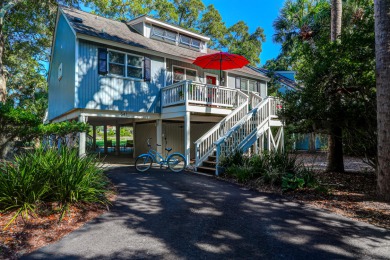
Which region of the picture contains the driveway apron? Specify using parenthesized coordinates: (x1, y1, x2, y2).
(23, 167, 390, 259)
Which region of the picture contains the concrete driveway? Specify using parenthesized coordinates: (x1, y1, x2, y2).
(23, 167, 390, 259)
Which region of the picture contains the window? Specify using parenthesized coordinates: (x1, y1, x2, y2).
(240, 79, 248, 91)
(173, 67, 185, 83)
(179, 35, 202, 49)
(186, 69, 197, 81)
(173, 66, 198, 83)
(151, 26, 177, 44)
(236, 77, 260, 93)
(249, 80, 257, 92)
(108, 50, 143, 79)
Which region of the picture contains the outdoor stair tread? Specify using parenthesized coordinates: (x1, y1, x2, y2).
(197, 166, 216, 171)
(203, 160, 217, 164)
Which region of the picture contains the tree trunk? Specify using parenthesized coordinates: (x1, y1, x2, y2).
(375, 0, 390, 201)
(308, 132, 316, 153)
(326, 125, 344, 172)
(326, 0, 344, 172)
(0, 23, 6, 103)
(331, 0, 342, 41)
(0, 0, 24, 103)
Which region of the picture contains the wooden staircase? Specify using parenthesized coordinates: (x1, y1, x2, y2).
(196, 152, 217, 175)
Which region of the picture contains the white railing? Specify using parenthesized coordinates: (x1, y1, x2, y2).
(194, 91, 249, 167)
(249, 92, 263, 109)
(161, 81, 238, 109)
(161, 81, 187, 107)
(215, 97, 282, 174)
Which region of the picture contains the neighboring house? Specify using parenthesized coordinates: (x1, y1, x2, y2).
(48, 6, 283, 174)
(254, 68, 324, 151)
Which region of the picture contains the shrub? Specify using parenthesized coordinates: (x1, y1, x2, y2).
(221, 150, 318, 191)
(0, 148, 109, 226)
(226, 164, 253, 183)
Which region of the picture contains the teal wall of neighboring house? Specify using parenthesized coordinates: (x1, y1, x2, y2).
(48, 14, 76, 120)
(76, 40, 165, 113)
(294, 135, 324, 150)
(276, 71, 295, 81)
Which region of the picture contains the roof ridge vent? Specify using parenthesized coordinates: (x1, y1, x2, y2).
(73, 17, 83, 23)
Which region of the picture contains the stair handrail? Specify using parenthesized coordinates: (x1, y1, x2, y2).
(194, 90, 249, 167)
(249, 92, 263, 108)
(215, 97, 281, 175)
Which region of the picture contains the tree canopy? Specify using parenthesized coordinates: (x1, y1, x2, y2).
(273, 0, 376, 168)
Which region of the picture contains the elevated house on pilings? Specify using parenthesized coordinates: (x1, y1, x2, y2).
(48, 6, 283, 174)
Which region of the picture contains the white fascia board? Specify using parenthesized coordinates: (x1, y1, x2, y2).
(76, 34, 194, 64)
(128, 16, 210, 42)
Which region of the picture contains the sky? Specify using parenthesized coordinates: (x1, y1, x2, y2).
(202, 0, 285, 65)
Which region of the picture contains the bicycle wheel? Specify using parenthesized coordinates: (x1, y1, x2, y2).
(135, 155, 152, 172)
(167, 154, 186, 172)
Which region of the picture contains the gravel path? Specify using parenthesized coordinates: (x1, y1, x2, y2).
(23, 167, 390, 259)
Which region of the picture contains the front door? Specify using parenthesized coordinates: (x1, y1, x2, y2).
(206, 75, 217, 85)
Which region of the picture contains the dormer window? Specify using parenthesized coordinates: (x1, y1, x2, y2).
(179, 35, 201, 49)
(151, 26, 177, 44)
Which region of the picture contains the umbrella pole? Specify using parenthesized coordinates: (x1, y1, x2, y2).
(219, 53, 222, 86)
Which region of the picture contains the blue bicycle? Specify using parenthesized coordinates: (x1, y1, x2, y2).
(135, 138, 186, 172)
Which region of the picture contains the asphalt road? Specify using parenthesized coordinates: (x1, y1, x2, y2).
(24, 167, 390, 259)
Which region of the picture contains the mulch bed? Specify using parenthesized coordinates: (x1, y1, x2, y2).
(0, 204, 109, 260)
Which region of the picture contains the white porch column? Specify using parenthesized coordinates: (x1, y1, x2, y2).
(79, 115, 86, 157)
(184, 112, 190, 163)
(156, 119, 163, 154)
(104, 125, 108, 154)
(92, 126, 96, 151)
(115, 124, 120, 155)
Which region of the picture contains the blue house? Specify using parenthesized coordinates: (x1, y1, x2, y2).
(48, 6, 283, 174)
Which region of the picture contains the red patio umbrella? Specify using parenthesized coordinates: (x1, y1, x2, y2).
(193, 52, 250, 83)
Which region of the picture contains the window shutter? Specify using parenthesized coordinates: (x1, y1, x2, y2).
(144, 57, 151, 81)
(256, 81, 260, 93)
(98, 48, 108, 75)
(235, 77, 241, 89)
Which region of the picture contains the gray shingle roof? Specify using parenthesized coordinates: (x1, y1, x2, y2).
(60, 6, 267, 80)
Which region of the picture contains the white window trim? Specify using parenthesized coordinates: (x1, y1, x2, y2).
(172, 65, 198, 83)
(204, 72, 219, 86)
(151, 25, 178, 44)
(108, 49, 144, 80)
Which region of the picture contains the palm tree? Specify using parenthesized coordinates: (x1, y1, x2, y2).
(374, 0, 390, 201)
(273, 0, 329, 54)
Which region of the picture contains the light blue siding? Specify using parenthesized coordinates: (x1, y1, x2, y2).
(76, 40, 164, 113)
(48, 14, 76, 120)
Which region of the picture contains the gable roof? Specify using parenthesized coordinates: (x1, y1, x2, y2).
(60, 6, 268, 80)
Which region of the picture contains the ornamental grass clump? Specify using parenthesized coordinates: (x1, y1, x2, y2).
(0, 148, 109, 227)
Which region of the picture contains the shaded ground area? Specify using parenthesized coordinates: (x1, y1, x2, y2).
(23, 167, 390, 259)
(231, 152, 389, 230)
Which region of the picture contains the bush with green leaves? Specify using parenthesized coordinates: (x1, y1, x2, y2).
(0, 148, 109, 226)
(221, 151, 317, 191)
